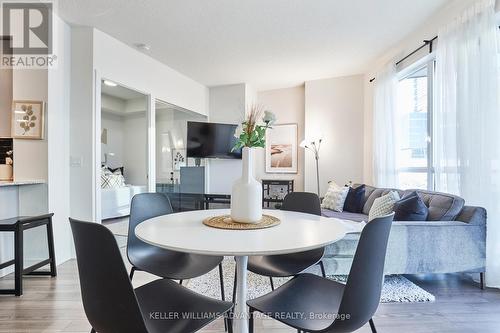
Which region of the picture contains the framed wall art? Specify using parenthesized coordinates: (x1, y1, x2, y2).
(11, 100, 45, 139)
(265, 123, 298, 173)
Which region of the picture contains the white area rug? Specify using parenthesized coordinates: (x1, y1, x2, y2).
(111, 233, 435, 303)
(186, 258, 435, 303)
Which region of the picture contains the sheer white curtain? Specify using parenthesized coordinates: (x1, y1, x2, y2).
(373, 63, 398, 188)
(434, 0, 500, 287)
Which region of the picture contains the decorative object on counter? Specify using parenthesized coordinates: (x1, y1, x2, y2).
(0, 164, 13, 181)
(11, 100, 45, 139)
(262, 179, 294, 208)
(6, 150, 13, 165)
(300, 136, 323, 197)
(265, 123, 298, 173)
(203, 214, 281, 230)
(231, 105, 276, 223)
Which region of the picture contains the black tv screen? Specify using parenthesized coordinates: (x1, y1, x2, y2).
(187, 121, 242, 159)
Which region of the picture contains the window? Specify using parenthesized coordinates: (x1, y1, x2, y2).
(396, 62, 434, 190)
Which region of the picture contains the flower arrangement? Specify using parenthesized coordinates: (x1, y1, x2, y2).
(233, 104, 276, 151)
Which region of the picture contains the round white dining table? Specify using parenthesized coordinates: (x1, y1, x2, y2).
(135, 208, 347, 333)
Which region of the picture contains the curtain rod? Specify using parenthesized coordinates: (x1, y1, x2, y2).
(369, 26, 500, 83)
(369, 36, 437, 83)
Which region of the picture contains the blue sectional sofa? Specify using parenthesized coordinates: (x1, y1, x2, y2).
(321, 185, 486, 285)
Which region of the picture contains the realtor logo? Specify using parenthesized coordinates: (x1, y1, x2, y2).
(1, 1, 53, 55)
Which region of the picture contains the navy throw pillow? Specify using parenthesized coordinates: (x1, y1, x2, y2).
(394, 191, 429, 221)
(343, 184, 366, 213)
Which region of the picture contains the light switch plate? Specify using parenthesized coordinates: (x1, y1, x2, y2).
(70, 156, 82, 167)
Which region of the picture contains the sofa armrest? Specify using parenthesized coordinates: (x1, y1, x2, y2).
(455, 206, 487, 226)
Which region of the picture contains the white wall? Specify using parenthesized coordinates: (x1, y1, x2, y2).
(92, 29, 209, 116)
(256, 86, 305, 191)
(123, 112, 148, 186)
(47, 15, 73, 265)
(70, 27, 95, 221)
(207, 84, 246, 194)
(101, 111, 125, 168)
(12, 69, 48, 181)
(304, 75, 364, 196)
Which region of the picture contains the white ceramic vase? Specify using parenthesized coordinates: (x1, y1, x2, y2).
(230, 147, 262, 223)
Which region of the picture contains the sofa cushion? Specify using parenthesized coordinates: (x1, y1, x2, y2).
(343, 184, 366, 213)
(321, 209, 368, 222)
(403, 189, 465, 221)
(394, 191, 429, 221)
(369, 191, 400, 221)
(321, 185, 349, 212)
(362, 185, 405, 215)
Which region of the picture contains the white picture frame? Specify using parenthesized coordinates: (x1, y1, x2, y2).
(265, 123, 298, 174)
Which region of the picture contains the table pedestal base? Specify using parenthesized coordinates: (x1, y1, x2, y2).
(234, 255, 248, 333)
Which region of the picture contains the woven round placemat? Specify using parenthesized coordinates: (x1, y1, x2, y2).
(203, 214, 281, 230)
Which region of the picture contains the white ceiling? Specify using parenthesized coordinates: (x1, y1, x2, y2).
(60, 0, 449, 90)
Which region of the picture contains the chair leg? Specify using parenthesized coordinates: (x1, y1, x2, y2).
(218, 263, 228, 332)
(480, 272, 485, 290)
(249, 307, 254, 333)
(319, 260, 326, 278)
(219, 262, 226, 301)
(226, 312, 233, 333)
(129, 267, 136, 280)
(14, 225, 23, 296)
(90, 329, 96, 333)
(46, 218, 57, 277)
(369, 318, 377, 333)
(269, 276, 274, 290)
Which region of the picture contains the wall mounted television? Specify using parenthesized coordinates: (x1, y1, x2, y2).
(186, 121, 242, 159)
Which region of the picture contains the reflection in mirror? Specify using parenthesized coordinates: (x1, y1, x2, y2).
(100, 80, 148, 221)
(155, 100, 206, 200)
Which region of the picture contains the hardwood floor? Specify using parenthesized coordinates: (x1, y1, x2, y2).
(1, 259, 499, 332)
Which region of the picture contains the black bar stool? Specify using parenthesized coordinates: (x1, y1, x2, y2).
(0, 213, 57, 296)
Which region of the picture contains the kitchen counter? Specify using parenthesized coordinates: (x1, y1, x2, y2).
(0, 180, 46, 187)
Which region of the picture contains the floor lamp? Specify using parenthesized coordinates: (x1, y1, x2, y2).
(300, 138, 322, 197)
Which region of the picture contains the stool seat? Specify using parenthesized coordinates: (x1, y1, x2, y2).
(0, 216, 29, 230)
(0, 213, 57, 296)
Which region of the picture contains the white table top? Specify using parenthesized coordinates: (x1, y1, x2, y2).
(135, 209, 347, 256)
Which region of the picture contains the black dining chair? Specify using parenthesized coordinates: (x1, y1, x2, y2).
(70, 218, 233, 333)
(247, 213, 394, 333)
(127, 193, 226, 289)
(232, 192, 325, 300)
